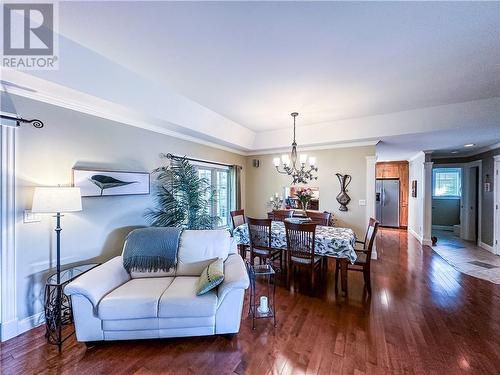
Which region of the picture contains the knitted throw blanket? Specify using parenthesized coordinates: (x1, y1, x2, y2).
(123, 227, 182, 273)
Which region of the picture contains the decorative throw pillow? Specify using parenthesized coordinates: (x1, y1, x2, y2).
(196, 258, 224, 296)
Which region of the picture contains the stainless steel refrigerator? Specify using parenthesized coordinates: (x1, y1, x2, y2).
(375, 179, 400, 227)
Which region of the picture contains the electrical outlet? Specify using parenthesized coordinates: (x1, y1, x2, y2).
(359, 199, 366, 206)
(24, 210, 41, 223)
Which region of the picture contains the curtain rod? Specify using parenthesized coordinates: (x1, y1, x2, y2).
(0, 112, 44, 128)
(164, 153, 241, 168)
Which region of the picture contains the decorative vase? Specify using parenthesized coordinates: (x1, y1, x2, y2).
(335, 173, 352, 211)
(302, 200, 309, 211)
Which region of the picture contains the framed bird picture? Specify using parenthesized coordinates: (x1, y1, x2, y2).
(73, 168, 150, 197)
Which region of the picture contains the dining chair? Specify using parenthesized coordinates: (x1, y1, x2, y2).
(230, 209, 249, 259)
(284, 222, 324, 291)
(305, 211, 331, 226)
(246, 217, 283, 269)
(271, 209, 294, 222)
(230, 209, 246, 229)
(335, 217, 379, 295)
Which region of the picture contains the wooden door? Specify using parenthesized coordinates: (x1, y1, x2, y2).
(399, 163, 409, 227)
(376, 161, 409, 227)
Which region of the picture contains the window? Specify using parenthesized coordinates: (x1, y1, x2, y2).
(196, 164, 232, 227)
(433, 168, 461, 198)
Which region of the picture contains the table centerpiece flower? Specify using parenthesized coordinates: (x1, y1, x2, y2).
(296, 187, 313, 211)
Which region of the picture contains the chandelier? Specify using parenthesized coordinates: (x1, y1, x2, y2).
(273, 112, 318, 184)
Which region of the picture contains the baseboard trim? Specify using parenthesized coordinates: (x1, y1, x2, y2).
(18, 312, 45, 336)
(479, 242, 495, 254)
(0, 312, 45, 342)
(422, 239, 433, 247)
(0, 319, 19, 341)
(408, 228, 423, 244)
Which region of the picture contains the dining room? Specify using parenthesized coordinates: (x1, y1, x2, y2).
(232, 143, 378, 304)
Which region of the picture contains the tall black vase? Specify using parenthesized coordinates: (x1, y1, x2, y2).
(335, 173, 351, 211)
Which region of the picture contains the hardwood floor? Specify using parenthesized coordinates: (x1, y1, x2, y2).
(1, 228, 500, 374)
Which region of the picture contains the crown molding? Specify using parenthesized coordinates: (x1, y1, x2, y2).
(246, 140, 379, 156)
(3, 70, 498, 158)
(1, 70, 255, 155)
(1, 83, 251, 156)
(2, 78, 379, 157)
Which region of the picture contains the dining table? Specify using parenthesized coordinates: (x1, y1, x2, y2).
(233, 221, 357, 294)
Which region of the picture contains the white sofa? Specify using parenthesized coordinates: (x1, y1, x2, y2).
(65, 229, 249, 342)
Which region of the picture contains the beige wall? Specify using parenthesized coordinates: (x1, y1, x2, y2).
(8, 94, 246, 321)
(245, 146, 376, 238)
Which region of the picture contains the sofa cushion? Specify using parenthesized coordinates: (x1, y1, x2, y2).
(176, 230, 230, 276)
(103, 318, 159, 331)
(158, 277, 217, 318)
(196, 258, 224, 295)
(98, 277, 174, 320)
(130, 268, 176, 279)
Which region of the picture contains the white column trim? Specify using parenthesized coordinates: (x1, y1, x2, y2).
(422, 161, 433, 246)
(365, 156, 377, 224)
(0, 126, 17, 341)
(366, 155, 377, 258)
(494, 157, 500, 255)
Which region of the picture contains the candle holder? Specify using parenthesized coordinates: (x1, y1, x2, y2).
(245, 260, 277, 330)
(268, 193, 284, 210)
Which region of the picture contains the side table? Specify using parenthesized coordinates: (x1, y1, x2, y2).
(44, 263, 100, 351)
(246, 260, 277, 330)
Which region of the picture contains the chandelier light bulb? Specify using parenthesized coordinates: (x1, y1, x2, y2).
(273, 112, 318, 184)
(281, 154, 289, 165)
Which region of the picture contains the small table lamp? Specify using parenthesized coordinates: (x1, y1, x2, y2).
(32, 187, 82, 283)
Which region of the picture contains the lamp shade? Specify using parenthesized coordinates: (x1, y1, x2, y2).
(32, 187, 82, 213)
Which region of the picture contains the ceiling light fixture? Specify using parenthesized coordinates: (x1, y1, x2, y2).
(464, 143, 475, 148)
(273, 112, 317, 185)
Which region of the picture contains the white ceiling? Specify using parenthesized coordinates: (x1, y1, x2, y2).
(2, 1, 500, 156)
(376, 126, 500, 162)
(57, 1, 500, 131)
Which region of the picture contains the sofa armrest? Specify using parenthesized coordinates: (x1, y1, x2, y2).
(217, 254, 249, 306)
(64, 256, 130, 309)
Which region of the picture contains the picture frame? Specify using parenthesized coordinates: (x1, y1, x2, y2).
(73, 168, 150, 197)
(411, 180, 417, 198)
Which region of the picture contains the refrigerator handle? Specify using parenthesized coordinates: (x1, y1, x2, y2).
(382, 187, 386, 206)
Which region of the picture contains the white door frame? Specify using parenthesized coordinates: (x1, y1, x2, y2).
(0, 126, 17, 341)
(494, 156, 500, 255)
(366, 156, 377, 258)
(433, 161, 482, 245)
(461, 160, 482, 245)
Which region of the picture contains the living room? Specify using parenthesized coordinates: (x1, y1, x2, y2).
(1, 1, 500, 374)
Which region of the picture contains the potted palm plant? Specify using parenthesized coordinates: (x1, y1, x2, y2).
(145, 154, 220, 229)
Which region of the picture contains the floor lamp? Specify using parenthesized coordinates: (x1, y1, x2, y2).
(32, 187, 82, 351)
(32, 187, 83, 283)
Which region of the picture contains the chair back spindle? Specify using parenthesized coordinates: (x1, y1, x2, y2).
(284, 222, 317, 261)
(363, 218, 379, 256)
(246, 217, 272, 250)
